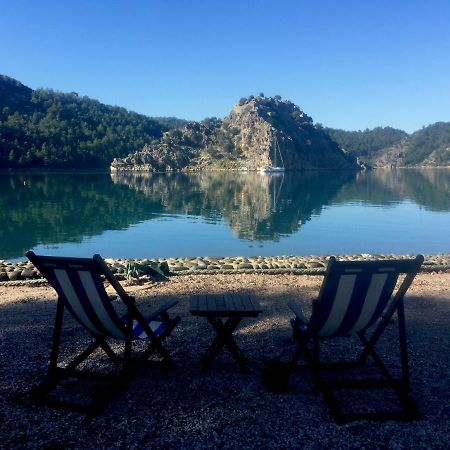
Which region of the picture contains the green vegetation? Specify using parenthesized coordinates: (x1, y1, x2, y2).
(2, 74, 449, 169)
(0, 172, 159, 259)
(323, 126, 407, 158)
(402, 122, 450, 166)
(0, 75, 165, 168)
(325, 124, 450, 167)
(150, 116, 188, 130)
(3, 169, 450, 259)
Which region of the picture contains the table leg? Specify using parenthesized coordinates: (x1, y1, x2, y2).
(201, 316, 248, 371)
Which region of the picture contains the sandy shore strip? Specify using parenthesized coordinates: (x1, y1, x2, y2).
(1, 272, 449, 448)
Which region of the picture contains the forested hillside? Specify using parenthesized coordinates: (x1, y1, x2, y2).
(401, 122, 450, 166)
(324, 124, 450, 167)
(323, 126, 407, 159)
(0, 75, 165, 168)
(150, 117, 188, 130)
(1, 74, 449, 169)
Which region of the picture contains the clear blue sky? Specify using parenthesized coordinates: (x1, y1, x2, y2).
(1, 0, 449, 132)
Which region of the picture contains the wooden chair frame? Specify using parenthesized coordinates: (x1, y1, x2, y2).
(27, 251, 180, 415)
(288, 255, 424, 424)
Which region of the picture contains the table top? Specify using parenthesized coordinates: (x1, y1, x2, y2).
(190, 294, 262, 317)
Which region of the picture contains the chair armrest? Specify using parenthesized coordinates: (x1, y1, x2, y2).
(148, 299, 179, 321)
(288, 301, 309, 324)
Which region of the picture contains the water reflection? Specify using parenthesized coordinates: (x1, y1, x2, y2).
(1, 169, 450, 259)
(334, 168, 450, 210)
(0, 173, 156, 259)
(110, 171, 356, 240)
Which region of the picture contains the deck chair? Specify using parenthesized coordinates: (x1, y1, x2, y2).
(288, 255, 424, 424)
(26, 251, 180, 415)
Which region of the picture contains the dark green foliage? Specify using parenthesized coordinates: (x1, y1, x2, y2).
(0, 75, 33, 114)
(0, 172, 162, 259)
(324, 127, 407, 158)
(402, 122, 450, 166)
(151, 116, 188, 130)
(124, 260, 168, 281)
(238, 97, 247, 106)
(323, 123, 450, 167)
(0, 75, 165, 168)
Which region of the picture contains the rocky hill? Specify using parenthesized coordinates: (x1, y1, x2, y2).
(111, 96, 361, 172)
(3, 74, 448, 170)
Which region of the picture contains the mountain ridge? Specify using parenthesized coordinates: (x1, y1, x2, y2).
(1, 75, 449, 169)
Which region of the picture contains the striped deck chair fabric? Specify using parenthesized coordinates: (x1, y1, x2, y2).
(288, 255, 424, 424)
(308, 258, 416, 337)
(32, 257, 167, 340)
(26, 251, 180, 415)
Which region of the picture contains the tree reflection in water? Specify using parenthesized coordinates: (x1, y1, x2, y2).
(110, 171, 356, 240)
(1, 168, 450, 260)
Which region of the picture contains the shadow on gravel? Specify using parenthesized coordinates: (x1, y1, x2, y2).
(0, 280, 450, 449)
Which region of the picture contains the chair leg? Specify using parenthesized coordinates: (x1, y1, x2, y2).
(357, 302, 410, 390)
(289, 334, 308, 371)
(49, 299, 64, 371)
(397, 300, 410, 389)
(97, 339, 121, 364)
(290, 318, 301, 341)
(357, 332, 393, 381)
(311, 337, 320, 397)
(139, 317, 180, 365)
(122, 315, 133, 379)
(32, 299, 65, 398)
(316, 310, 419, 424)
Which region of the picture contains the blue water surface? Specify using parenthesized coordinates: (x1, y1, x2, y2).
(1, 169, 449, 260)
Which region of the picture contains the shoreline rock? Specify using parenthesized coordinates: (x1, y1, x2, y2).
(1, 253, 450, 285)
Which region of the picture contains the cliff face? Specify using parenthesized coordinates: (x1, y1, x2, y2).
(111, 96, 361, 172)
(224, 97, 359, 170)
(110, 122, 211, 172)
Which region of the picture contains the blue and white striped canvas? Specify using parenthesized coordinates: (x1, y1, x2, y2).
(27, 252, 171, 342)
(45, 266, 127, 338)
(305, 258, 421, 338)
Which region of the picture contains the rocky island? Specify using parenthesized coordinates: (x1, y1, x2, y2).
(110, 95, 361, 172)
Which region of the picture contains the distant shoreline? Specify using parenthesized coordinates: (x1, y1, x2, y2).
(0, 166, 450, 175)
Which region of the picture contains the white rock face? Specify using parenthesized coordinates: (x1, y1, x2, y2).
(111, 96, 361, 172)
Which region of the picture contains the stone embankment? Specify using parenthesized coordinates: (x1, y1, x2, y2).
(1, 254, 450, 285)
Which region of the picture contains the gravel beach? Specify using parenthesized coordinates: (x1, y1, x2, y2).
(0, 272, 449, 449)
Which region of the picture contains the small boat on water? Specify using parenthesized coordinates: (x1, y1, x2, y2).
(258, 136, 285, 173)
(259, 166, 285, 173)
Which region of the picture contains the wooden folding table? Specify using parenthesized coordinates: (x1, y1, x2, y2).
(190, 294, 262, 371)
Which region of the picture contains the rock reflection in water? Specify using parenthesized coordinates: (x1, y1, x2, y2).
(110, 171, 356, 241)
(2, 168, 449, 260)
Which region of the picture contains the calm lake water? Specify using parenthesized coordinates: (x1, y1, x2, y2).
(1, 169, 450, 261)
